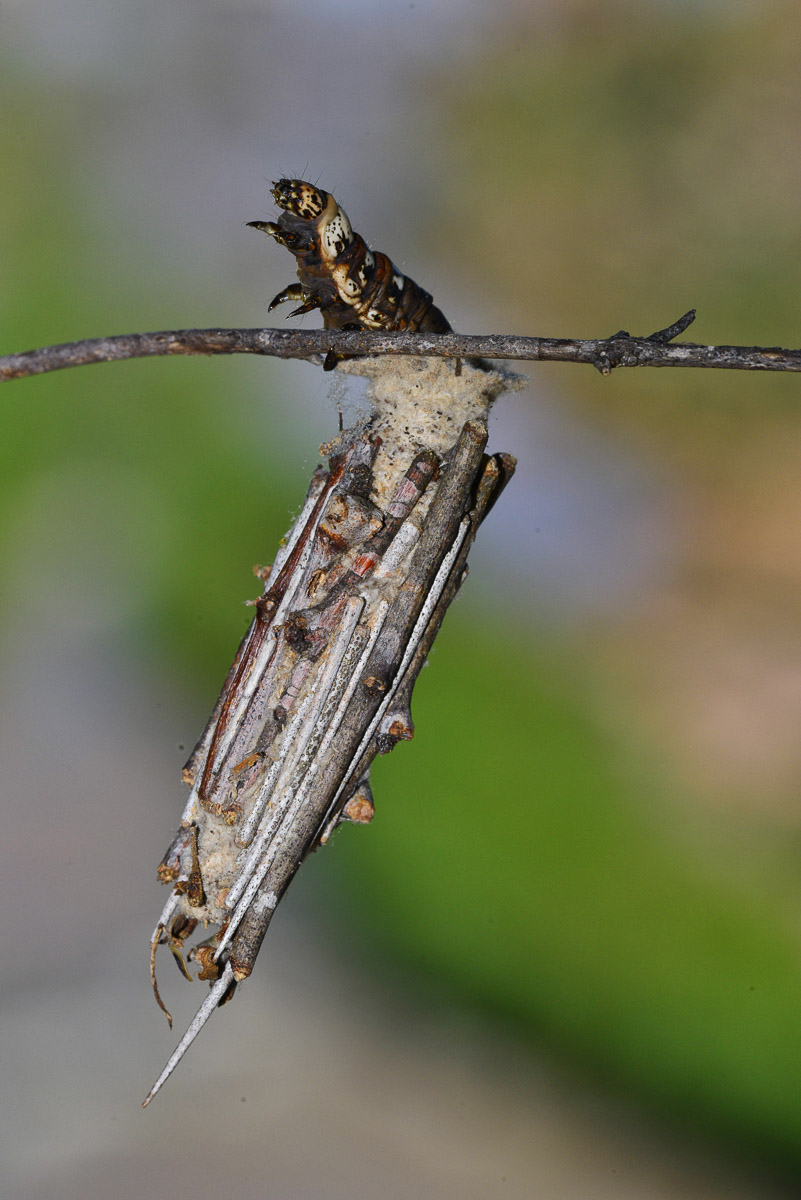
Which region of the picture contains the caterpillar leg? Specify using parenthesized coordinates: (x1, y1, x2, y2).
(288, 296, 323, 318)
(246, 219, 301, 250)
(267, 283, 324, 317)
(268, 282, 304, 311)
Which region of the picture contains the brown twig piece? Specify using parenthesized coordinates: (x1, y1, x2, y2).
(2, 312, 801, 381)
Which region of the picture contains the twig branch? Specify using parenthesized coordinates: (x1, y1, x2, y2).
(2, 310, 800, 381)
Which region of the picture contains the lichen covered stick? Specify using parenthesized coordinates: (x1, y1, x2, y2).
(144, 182, 517, 1105)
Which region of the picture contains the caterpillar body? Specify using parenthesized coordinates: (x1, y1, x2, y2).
(248, 179, 451, 336)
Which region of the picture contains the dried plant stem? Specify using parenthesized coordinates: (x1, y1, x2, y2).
(3, 311, 801, 380)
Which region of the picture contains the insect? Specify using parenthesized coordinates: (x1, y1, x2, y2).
(248, 179, 452, 347)
(144, 181, 515, 1105)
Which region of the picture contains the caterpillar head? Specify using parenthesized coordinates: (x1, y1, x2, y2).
(271, 179, 329, 222)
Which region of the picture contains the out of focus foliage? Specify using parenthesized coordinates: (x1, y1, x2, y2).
(331, 5, 801, 1172)
(434, 4, 801, 467)
(0, 73, 307, 690)
(4, 2, 801, 1175)
(330, 618, 801, 1169)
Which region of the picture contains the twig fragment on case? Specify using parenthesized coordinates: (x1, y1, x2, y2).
(143, 357, 518, 1105)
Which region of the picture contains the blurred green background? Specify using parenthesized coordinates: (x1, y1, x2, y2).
(3, 3, 801, 1197)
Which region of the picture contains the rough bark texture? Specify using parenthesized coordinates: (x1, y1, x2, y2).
(4, 312, 801, 381)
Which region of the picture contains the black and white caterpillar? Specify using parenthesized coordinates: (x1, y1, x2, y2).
(248, 178, 451, 336)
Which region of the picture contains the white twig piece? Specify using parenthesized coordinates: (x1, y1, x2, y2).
(142, 964, 235, 1107)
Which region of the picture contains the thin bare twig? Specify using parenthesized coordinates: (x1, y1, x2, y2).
(2, 311, 801, 381)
